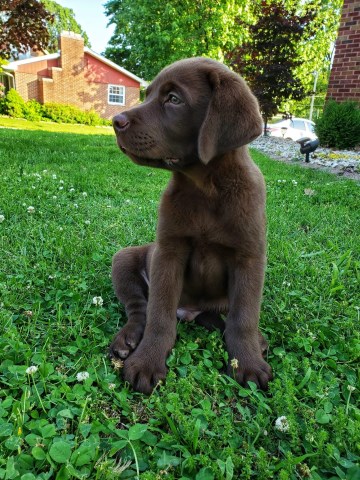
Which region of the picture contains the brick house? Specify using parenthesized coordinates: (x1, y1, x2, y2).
(2, 31, 147, 119)
(327, 0, 360, 102)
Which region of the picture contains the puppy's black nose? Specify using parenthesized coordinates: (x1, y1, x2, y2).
(113, 113, 130, 134)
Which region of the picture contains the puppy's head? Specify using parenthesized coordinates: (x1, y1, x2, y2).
(113, 57, 262, 169)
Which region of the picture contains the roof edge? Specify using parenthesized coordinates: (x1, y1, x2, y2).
(3, 48, 148, 87)
(3, 53, 60, 71)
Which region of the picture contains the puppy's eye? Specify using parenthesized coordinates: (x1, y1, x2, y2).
(167, 94, 182, 105)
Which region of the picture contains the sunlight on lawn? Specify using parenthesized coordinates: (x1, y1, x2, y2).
(0, 115, 114, 135)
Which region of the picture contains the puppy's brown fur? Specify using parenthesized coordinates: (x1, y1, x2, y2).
(111, 57, 272, 394)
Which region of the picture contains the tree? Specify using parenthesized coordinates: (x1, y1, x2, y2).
(104, 0, 250, 80)
(41, 0, 91, 52)
(0, 0, 54, 59)
(292, 0, 343, 91)
(228, 0, 317, 133)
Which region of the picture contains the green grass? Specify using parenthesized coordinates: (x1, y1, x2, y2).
(0, 116, 114, 135)
(0, 116, 359, 480)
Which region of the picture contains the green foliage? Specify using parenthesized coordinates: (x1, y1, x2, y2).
(0, 118, 359, 478)
(104, 0, 249, 79)
(23, 99, 44, 122)
(42, 103, 106, 126)
(41, 0, 91, 52)
(1, 91, 110, 126)
(294, 0, 343, 92)
(104, 0, 342, 88)
(1, 88, 25, 117)
(315, 100, 360, 149)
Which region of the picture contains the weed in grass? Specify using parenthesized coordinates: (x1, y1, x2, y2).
(0, 118, 359, 479)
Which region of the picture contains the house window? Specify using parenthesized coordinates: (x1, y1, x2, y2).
(108, 85, 125, 105)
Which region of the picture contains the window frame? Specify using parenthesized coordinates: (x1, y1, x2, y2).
(108, 84, 125, 106)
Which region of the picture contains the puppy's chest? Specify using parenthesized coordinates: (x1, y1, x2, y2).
(170, 200, 225, 239)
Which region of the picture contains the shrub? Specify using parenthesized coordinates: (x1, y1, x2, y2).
(1, 91, 111, 126)
(23, 99, 44, 121)
(2, 88, 26, 118)
(42, 102, 109, 126)
(42, 103, 78, 123)
(315, 100, 360, 150)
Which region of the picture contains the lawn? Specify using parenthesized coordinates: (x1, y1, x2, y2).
(0, 117, 359, 480)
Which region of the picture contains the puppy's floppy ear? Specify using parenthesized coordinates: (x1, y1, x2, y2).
(198, 66, 263, 164)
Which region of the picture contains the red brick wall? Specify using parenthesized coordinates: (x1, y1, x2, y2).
(15, 72, 39, 101)
(327, 0, 360, 101)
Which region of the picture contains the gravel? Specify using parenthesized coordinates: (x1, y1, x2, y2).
(251, 136, 360, 180)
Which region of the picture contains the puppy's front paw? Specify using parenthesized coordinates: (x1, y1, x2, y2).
(123, 346, 168, 394)
(109, 323, 144, 360)
(228, 356, 272, 391)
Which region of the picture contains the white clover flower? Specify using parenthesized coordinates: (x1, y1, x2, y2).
(59, 227, 63, 231)
(84, 220, 90, 225)
(59, 179, 64, 184)
(275, 416, 290, 432)
(308, 331, 317, 340)
(347, 385, 355, 393)
(76, 371, 90, 382)
(108, 383, 116, 390)
(111, 358, 124, 370)
(27, 206, 35, 214)
(59, 186, 63, 190)
(82, 192, 87, 197)
(52, 174, 57, 179)
(0, 215, 5, 223)
(26, 365, 38, 375)
(230, 358, 239, 369)
(92, 296, 103, 307)
(43, 169, 48, 174)
(69, 188, 75, 193)
(52, 196, 57, 200)
(74, 204, 78, 208)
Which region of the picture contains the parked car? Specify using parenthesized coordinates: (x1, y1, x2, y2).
(266, 118, 317, 141)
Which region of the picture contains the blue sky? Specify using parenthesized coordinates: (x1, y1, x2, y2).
(54, 0, 115, 54)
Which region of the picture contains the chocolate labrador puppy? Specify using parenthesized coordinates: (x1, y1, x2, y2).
(111, 57, 272, 394)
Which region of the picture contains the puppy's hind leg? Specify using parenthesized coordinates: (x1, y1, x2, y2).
(110, 245, 152, 360)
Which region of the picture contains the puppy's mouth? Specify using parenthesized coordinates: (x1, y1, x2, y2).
(119, 144, 181, 169)
(163, 158, 180, 167)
